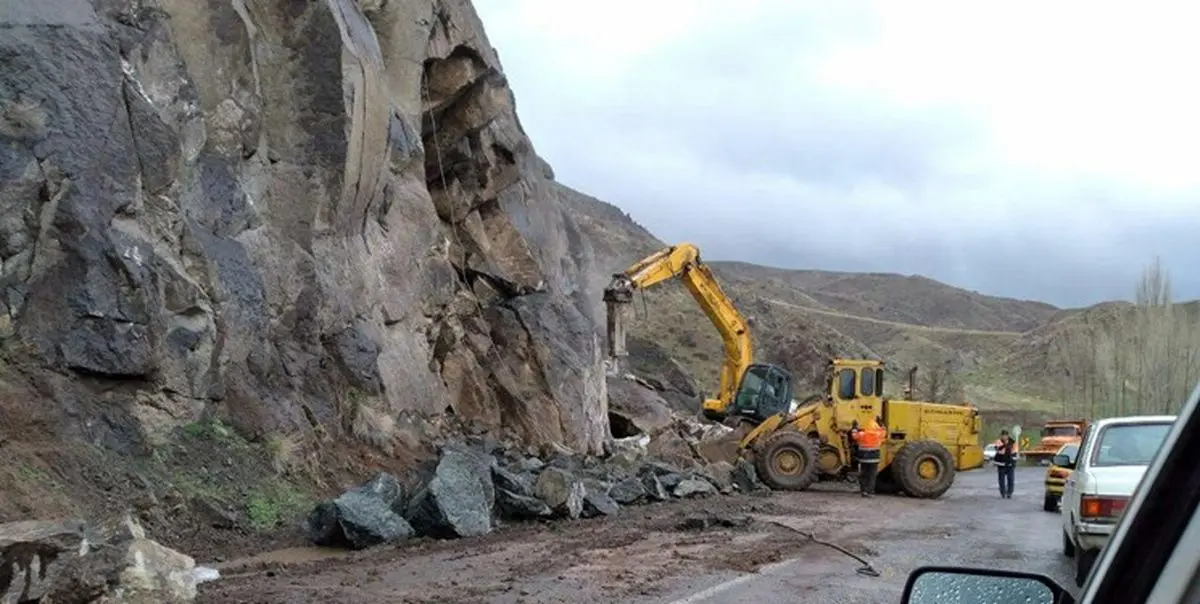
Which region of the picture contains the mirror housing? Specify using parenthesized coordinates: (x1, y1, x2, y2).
(903, 566, 1074, 604)
(1052, 454, 1074, 468)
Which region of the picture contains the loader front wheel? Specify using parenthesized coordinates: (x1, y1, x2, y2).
(892, 440, 956, 499)
(755, 431, 820, 491)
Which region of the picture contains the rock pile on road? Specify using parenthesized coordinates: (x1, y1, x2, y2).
(305, 436, 767, 549)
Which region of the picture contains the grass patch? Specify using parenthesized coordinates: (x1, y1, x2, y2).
(181, 418, 250, 451)
(150, 418, 317, 533)
(245, 482, 313, 531)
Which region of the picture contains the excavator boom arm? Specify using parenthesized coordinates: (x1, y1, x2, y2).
(604, 243, 753, 414)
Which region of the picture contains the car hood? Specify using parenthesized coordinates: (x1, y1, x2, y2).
(1084, 465, 1149, 496)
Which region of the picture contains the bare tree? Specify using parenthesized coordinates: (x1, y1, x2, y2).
(1051, 257, 1200, 417)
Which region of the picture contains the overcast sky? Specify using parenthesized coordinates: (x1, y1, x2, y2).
(473, 0, 1200, 308)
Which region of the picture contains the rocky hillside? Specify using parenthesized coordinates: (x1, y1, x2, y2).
(0, 0, 656, 555)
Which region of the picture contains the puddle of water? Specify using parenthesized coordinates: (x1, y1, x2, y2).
(215, 546, 351, 572)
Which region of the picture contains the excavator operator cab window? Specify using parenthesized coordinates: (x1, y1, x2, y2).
(860, 368, 876, 397)
(837, 368, 857, 400)
(876, 369, 884, 397)
(733, 364, 793, 422)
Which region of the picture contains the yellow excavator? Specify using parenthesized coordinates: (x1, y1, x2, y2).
(604, 243, 985, 498)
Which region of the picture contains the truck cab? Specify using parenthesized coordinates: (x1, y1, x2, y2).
(1026, 419, 1088, 463)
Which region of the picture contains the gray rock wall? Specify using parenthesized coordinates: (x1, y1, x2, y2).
(0, 0, 607, 455)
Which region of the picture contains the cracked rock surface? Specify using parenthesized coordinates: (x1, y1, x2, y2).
(0, 0, 631, 460)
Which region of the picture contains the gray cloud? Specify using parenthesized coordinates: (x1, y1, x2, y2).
(477, 1, 1200, 308)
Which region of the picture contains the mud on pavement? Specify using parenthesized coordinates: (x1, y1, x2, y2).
(199, 490, 854, 604)
(198, 481, 889, 604)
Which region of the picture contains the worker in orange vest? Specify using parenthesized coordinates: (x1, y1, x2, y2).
(851, 416, 887, 497)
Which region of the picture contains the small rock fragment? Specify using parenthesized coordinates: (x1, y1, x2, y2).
(492, 465, 533, 496)
(609, 477, 647, 505)
(731, 459, 766, 493)
(535, 467, 585, 519)
(513, 457, 545, 473)
(581, 479, 621, 518)
(496, 489, 554, 520)
(673, 478, 717, 498)
(704, 461, 735, 494)
(640, 472, 669, 501)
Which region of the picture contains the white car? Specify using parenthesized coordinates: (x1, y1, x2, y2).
(1060, 414, 1176, 587)
(983, 443, 997, 463)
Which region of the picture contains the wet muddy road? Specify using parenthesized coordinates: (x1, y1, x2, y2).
(200, 466, 1073, 604)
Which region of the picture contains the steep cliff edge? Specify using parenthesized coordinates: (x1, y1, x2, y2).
(0, 0, 613, 535)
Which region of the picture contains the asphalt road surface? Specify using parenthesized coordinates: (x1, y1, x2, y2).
(650, 466, 1076, 604)
(202, 466, 1075, 604)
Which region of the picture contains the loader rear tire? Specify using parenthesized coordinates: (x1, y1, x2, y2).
(892, 440, 956, 499)
(755, 431, 820, 491)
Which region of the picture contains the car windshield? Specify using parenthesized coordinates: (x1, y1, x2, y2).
(1091, 422, 1173, 467)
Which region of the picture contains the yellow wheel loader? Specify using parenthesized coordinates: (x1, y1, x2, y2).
(604, 243, 985, 498)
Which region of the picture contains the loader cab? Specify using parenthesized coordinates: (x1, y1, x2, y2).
(731, 363, 794, 423)
(828, 359, 885, 403)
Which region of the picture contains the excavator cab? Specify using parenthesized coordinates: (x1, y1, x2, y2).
(730, 363, 795, 423)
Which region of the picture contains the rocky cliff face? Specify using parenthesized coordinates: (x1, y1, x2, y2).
(0, 0, 610, 461)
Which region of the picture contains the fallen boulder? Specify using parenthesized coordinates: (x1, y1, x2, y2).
(534, 467, 585, 519)
(306, 473, 414, 549)
(406, 445, 497, 538)
(1, 519, 91, 603)
(11, 515, 199, 604)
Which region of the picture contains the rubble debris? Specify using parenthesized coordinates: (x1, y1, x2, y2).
(306, 402, 777, 551)
(673, 477, 718, 498)
(306, 472, 415, 549)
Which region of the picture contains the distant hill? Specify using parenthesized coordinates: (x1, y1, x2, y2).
(564, 183, 1200, 420)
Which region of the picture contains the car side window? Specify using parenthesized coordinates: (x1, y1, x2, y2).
(1077, 424, 1097, 468)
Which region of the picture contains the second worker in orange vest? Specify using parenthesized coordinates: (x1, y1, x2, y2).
(851, 417, 887, 497)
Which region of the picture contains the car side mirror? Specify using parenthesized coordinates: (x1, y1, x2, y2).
(1052, 454, 1074, 469)
(903, 566, 1074, 604)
